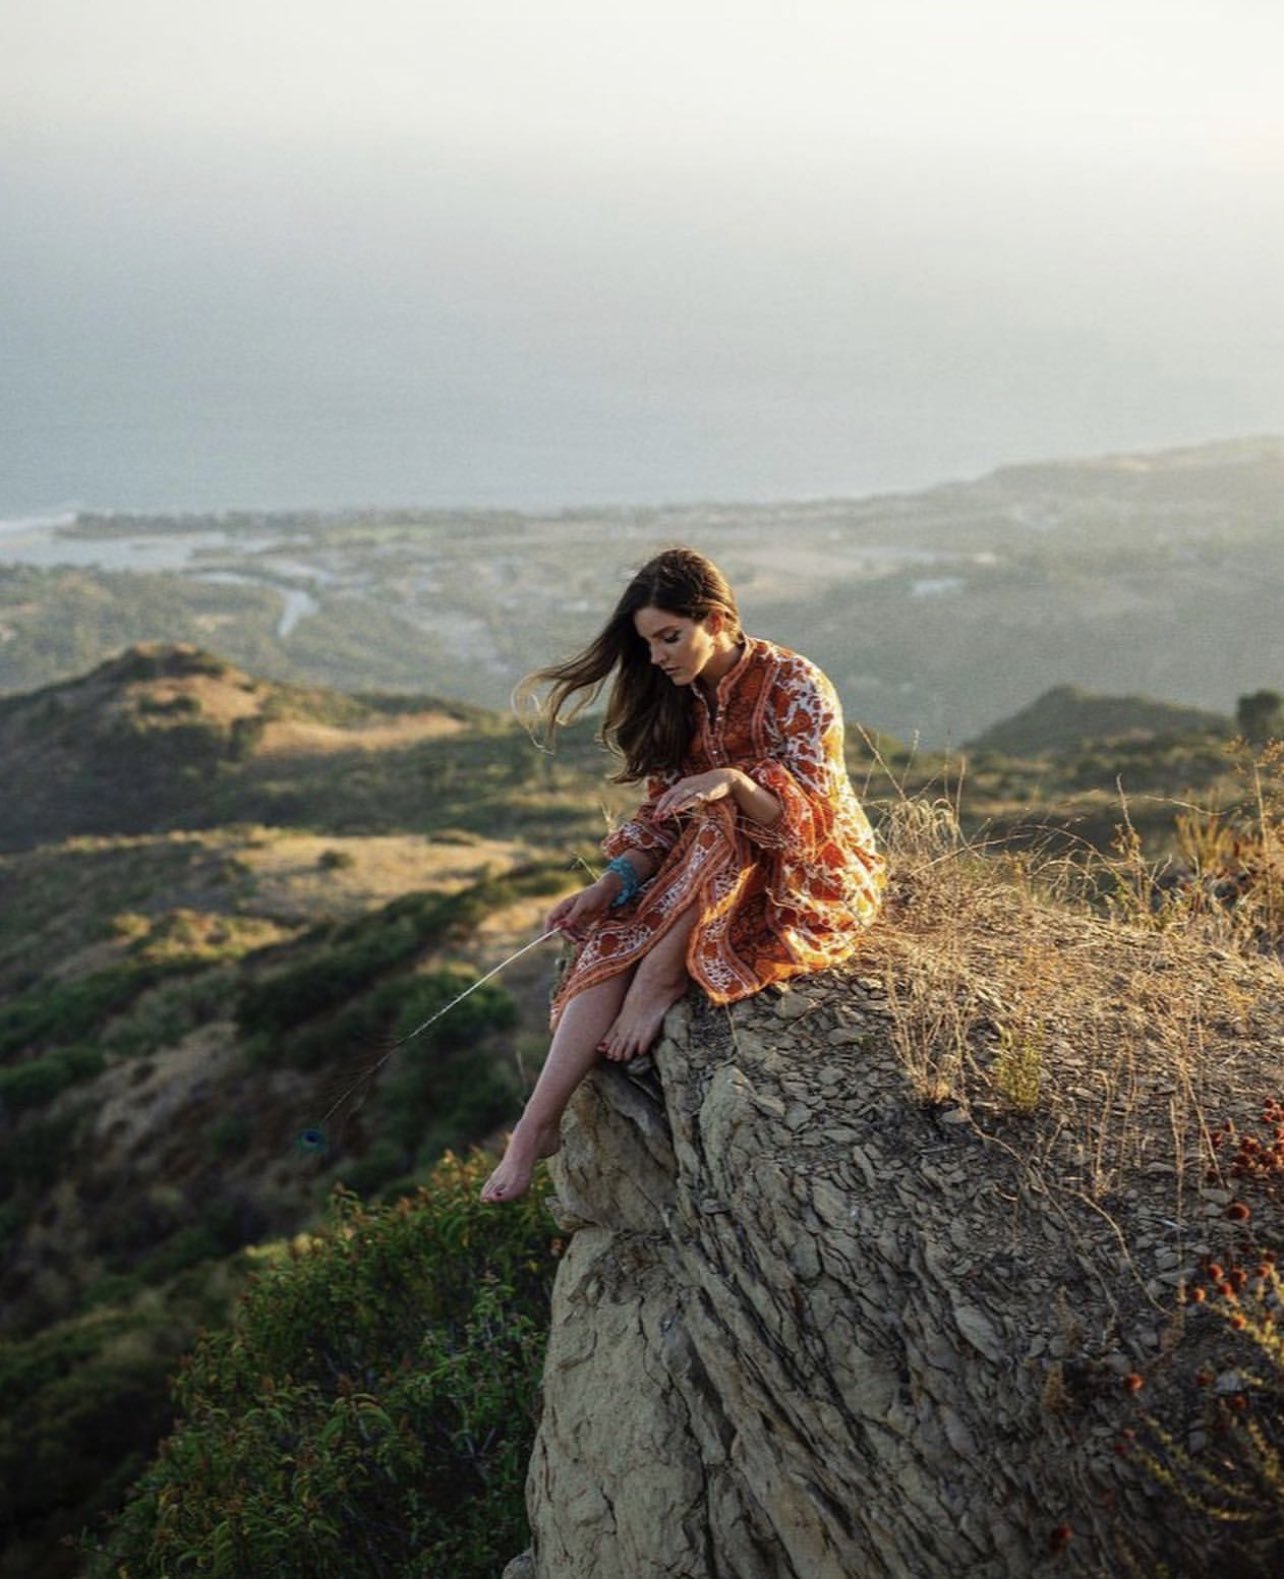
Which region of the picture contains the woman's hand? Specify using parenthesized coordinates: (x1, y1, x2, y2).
(653, 767, 783, 828)
(546, 879, 617, 940)
(653, 769, 739, 821)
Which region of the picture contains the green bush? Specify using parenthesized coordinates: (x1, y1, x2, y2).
(252, 966, 475, 1074)
(379, 974, 519, 1156)
(0, 968, 158, 1057)
(0, 1045, 105, 1113)
(137, 693, 202, 717)
(134, 1227, 225, 1285)
(77, 1272, 146, 1312)
(0, 1201, 25, 1254)
(228, 714, 266, 761)
(87, 1158, 557, 1579)
(93, 1194, 263, 1286)
(0, 1110, 84, 1199)
(1237, 689, 1284, 745)
(263, 965, 521, 1180)
(103, 646, 231, 684)
(235, 864, 574, 1042)
(205, 1113, 252, 1158)
(0, 1306, 199, 1573)
(236, 913, 430, 1036)
(334, 1136, 407, 1196)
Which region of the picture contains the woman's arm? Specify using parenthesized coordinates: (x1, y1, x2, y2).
(601, 846, 660, 894)
(735, 659, 848, 855)
(545, 846, 660, 936)
(569, 774, 678, 928)
(602, 770, 682, 862)
(652, 768, 781, 827)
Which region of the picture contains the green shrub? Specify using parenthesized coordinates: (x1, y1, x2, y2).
(0, 1045, 105, 1113)
(0, 1201, 25, 1254)
(104, 646, 230, 683)
(1237, 689, 1284, 745)
(376, 974, 520, 1158)
(235, 864, 574, 1043)
(205, 1113, 252, 1158)
(124, 1202, 265, 1286)
(0, 1058, 66, 1111)
(77, 1273, 146, 1312)
(236, 913, 430, 1036)
(0, 968, 158, 1057)
(137, 693, 202, 717)
(0, 1110, 84, 1198)
(228, 714, 266, 760)
(265, 965, 521, 1190)
(105, 971, 237, 1059)
(254, 967, 466, 1074)
(134, 1226, 226, 1285)
(0, 1307, 194, 1568)
(335, 1136, 406, 1196)
(87, 1158, 557, 1579)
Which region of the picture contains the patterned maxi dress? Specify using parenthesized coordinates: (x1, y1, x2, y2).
(550, 635, 885, 1027)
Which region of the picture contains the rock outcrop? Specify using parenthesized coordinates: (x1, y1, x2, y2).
(504, 910, 1284, 1578)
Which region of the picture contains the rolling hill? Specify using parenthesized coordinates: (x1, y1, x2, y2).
(965, 684, 1231, 758)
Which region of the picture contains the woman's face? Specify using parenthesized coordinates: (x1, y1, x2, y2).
(634, 604, 725, 687)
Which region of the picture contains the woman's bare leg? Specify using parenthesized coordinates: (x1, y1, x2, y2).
(599, 905, 698, 1063)
(480, 968, 632, 1203)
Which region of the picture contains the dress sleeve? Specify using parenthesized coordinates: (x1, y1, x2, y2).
(602, 769, 682, 859)
(738, 661, 845, 855)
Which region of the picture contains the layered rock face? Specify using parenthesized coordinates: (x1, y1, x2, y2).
(503, 947, 1284, 1579)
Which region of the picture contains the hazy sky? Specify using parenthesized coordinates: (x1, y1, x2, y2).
(3, 1, 1282, 513)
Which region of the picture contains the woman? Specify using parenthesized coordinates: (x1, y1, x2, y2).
(481, 548, 884, 1202)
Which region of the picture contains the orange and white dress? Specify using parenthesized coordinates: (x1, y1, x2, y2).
(550, 636, 885, 1026)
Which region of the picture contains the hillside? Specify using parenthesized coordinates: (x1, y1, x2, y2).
(0, 640, 652, 865)
(966, 684, 1230, 758)
(2, 644, 1281, 1576)
(64, 793, 1284, 1579)
(0, 647, 608, 1575)
(0, 646, 609, 1335)
(0, 642, 531, 851)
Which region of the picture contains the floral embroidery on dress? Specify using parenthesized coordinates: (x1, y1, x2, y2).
(549, 636, 885, 1027)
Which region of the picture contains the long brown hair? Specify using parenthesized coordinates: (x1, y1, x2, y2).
(516, 547, 742, 781)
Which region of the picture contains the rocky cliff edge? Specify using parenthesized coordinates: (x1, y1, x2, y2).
(503, 850, 1284, 1579)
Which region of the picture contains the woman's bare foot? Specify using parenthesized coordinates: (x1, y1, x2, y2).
(599, 971, 688, 1062)
(480, 1121, 561, 1204)
(598, 908, 697, 1063)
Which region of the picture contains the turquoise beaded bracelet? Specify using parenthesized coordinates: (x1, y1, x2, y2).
(605, 855, 641, 908)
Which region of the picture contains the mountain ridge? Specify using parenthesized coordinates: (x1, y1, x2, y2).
(0, 642, 538, 852)
(966, 683, 1231, 758)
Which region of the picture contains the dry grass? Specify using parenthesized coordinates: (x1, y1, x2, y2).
(867, 776, 1284, 1208)
(862, 772, 1284, 1561)
(233, 832, 540, 922)
(124, 673, 262, 726)
(257, 713, 465, 756)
